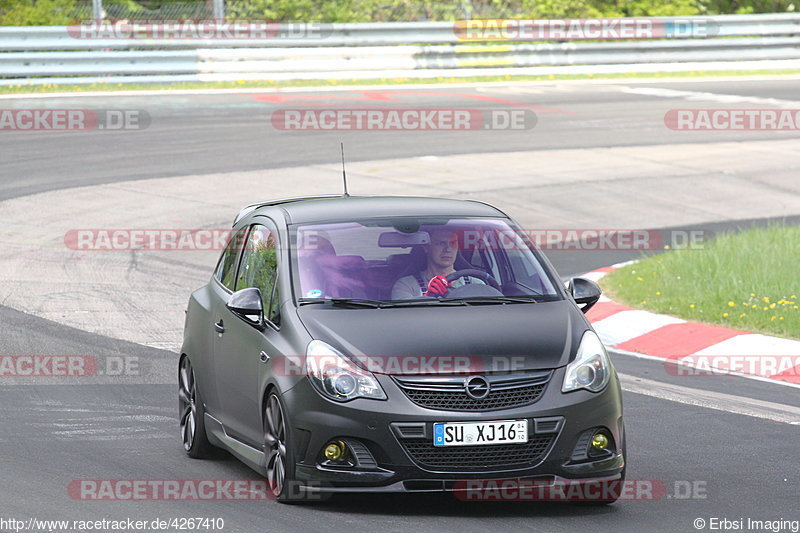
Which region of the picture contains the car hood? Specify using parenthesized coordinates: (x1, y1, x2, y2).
(296, 300, 588, 374)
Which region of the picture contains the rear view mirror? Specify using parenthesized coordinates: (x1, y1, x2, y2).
(227, 288, 265, 329)
(568, 277, 602, 313)
(378, 231, 430, 248)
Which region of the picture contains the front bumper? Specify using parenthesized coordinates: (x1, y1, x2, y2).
(283, 366, 625, 493)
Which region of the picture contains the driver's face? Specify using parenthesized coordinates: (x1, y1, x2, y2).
(426, 231, 459, 270)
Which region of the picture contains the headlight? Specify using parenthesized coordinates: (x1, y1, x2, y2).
(562, 330, 612, 393)
(306, 340, 387, 402)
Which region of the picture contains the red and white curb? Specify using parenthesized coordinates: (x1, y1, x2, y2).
(584, 262, 800, 388)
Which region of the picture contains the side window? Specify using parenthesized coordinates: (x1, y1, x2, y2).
(236, 224, 281, 326)
(215, 228, 247, 291)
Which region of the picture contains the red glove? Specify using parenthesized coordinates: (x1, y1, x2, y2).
(425, 276, 451, 297)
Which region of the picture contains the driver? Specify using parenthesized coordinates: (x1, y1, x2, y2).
(391, 229, 484, 300)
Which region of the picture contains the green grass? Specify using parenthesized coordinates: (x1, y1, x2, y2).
(2, 68, 799, 94)
(601, 224, 800, 340)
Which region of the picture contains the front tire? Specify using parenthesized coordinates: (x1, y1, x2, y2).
(264, 391, 307, 503)
(179, 356, 213, 458)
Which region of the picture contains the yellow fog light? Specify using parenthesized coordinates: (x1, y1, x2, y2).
(324, 441, 346, 461)
(591, 433, 609, 450)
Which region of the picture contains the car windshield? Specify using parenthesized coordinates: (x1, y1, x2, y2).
(290, 217, 561, 304)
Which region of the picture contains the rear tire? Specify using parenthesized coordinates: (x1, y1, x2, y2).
(179, 356, 213, 459)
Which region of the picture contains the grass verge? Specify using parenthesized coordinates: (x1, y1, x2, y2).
(1, 68, 799, 95)
(601, 224, 800, 340)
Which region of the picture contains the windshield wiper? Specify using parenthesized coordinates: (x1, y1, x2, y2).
(298, 297, 468, 308)
(384, 299, 468, 307)
(439, 295, 548, 305)
(298, 298, 385, 308)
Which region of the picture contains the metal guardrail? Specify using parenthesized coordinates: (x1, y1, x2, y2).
(1, 14, 799, 86)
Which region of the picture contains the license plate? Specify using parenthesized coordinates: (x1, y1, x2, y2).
(433, 419, 528, 447)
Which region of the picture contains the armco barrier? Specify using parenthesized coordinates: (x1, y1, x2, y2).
(1, 13, 799, 85)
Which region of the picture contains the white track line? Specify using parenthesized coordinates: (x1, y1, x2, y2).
(611, 347, 800, 390)
(618, 373, 800, 424)
(621, 86, 800, 107)
(2, 74, 800, 100)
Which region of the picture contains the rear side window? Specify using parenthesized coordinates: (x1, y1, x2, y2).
(236, 224, 281, 326)
(214, 228, 247, 290)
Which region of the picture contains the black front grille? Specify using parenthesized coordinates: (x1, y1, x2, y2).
(393, 371, 551, 411)
(401, 435, 555, 471)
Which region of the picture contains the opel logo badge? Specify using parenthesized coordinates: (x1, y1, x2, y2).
(465, 376, 490, 400)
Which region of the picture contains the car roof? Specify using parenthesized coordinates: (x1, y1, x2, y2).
(238, 195, 508, 225)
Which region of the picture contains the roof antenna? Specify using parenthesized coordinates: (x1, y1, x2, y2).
(340, 142, 350, 197)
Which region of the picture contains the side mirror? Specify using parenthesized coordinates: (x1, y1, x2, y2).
(227, 287, 265, 329)
(568, 277, 601, 313)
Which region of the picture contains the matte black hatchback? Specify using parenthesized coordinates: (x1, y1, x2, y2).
(179, 195, 625, 502)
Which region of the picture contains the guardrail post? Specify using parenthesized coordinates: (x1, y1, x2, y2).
(92, 0, 103, 20)
(461, 0, 472, 19)
(213, 0, 225, 19)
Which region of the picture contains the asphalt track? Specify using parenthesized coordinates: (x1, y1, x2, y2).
(1, 78, 799, 533)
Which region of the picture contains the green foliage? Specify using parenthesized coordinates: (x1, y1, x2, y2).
(227, 0, 794, 21)
(239, 236, 280, 321)
(227, 0, 473, 22)
(0, 0, 77, 25)
(602, 224, 800, 340)
(610, 0, 700, 16)
(2, 0, 796, 26)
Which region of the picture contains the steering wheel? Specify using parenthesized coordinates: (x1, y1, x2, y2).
(445, 269, 502, 292)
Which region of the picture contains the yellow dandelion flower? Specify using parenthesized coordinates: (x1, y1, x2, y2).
(722, 313, 729, 318)
(689, 304, 695, 309)
(727, 301, 735, 307)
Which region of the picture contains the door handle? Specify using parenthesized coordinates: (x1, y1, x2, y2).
(214, 320, 225, 334)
